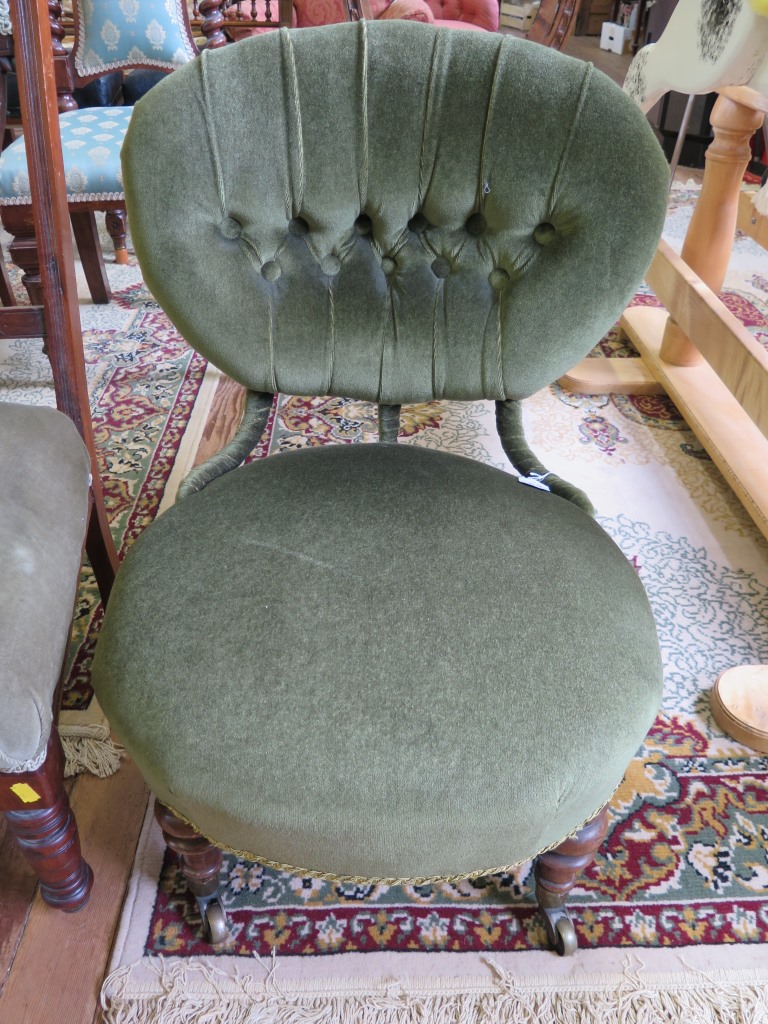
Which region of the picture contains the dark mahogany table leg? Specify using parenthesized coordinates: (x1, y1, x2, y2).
(1, 730, 93, 912)
(2, 206, 112, 306)
(534, 805, 610, 955)
(2, 203, 43, 305)
(155, 800, 229, 944)
(70, 209, 111, 304)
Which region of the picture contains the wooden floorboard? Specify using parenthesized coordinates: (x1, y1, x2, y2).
(194, 372, 245, 467)
(0, 761, 148, 1024)
(0, 816, 37, 996)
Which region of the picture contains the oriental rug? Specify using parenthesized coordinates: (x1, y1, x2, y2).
(100, 185, 768, 1022)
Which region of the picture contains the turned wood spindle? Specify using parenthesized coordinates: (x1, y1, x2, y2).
(659, 94, 765, 367)
(2, 733, 93, 913)
(535, 805, 610, 908)
(48, 0, 76, 112)
(199, 0, 229, 48)
(154, 800, 223, 900)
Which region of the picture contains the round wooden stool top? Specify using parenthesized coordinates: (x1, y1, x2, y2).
(711, 665, 768, 754)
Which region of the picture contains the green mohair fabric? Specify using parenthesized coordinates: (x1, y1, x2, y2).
(121, 21, 669, 404)
(93, 445, 662, 880)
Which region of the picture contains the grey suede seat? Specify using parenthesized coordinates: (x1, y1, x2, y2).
(91, 20, 670, 952)
(1, 402, 91, 774)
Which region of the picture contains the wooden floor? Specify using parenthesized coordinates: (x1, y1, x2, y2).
(0, 34, 689, 1024)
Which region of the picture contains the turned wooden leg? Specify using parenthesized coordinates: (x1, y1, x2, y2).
(155, 800, 229, 944)
(534, 805, 610, 956)
(660, 93, 765, 368)
(70, 209, 110, 305)
(1, 731, 93, 912)
(105, 210, 129, 265)
(2, 204, 43, 305)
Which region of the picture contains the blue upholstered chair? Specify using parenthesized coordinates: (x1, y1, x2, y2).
(0, 0, 292, 305)
(92, 22, 669, 954)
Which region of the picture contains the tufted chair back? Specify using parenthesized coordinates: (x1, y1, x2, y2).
(122, 22, 667, 406)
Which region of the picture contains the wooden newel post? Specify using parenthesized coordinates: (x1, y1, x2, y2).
(659, 93, 765, 367)
(12, 0, 119, 601)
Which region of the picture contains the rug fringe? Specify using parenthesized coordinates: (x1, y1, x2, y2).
(60, 721, 124, 778)
(59, 697, 124, 778)
(99, 958, 768, 1024)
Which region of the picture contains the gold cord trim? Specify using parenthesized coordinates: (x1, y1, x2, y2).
(159, 787, 618, 887)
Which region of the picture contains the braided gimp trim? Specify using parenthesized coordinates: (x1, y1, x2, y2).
(495, 399, 595, 516)
(177, 390, 274, 501)
(157, 794, 614, 886)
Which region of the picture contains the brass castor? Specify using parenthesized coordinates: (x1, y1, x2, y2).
(540, 904, 578, 957)
(198, 895, 229, 945)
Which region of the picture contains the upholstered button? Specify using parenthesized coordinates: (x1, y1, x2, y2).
(381, 257, 397, 275)
(466, 213, 486, 236)
(355, 214, 372, 235)
(489, 268, 510, 290)
(534, 222, 557, 246)
(431, 257, 451, 279)
(288, 216, 309, 237)
(320, 254, 341, 277)
(261, 261, 281, 282)
(220, 217, 241, 239)
(408, 213, 428, 233)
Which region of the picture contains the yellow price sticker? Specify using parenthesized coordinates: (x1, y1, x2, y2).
(10, 782, 41, 804)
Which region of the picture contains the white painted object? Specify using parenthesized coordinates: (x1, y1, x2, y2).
(624, 0, 768, 114)
(600, 21, 632, 55)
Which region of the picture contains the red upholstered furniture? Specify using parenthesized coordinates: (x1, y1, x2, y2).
(293, 0, 355, 24)
(224, 0, 497, 38)
(221, 0, 343, 39)
(366, 0, 498, 30)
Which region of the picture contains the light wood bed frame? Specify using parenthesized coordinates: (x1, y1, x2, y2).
(561, 87, 768, 544)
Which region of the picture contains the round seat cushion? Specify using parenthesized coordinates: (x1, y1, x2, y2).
(92, 442, 662, 882)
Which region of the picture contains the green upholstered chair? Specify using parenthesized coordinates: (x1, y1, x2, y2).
(92, 21, 669, 955)
(0, 403, 94, 910)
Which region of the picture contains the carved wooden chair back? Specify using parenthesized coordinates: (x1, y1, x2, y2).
(526, 0, 582, 51)
(194, 0, 332, 44)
